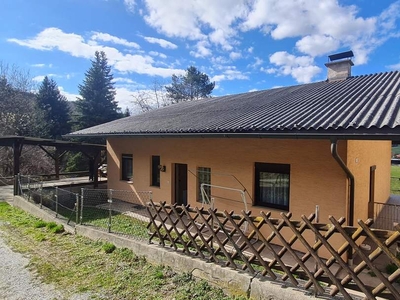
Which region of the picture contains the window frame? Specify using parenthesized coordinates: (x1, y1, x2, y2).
(151, 155, 161, 187)
(121, 154, 133, 181)
(254, 162, 290, 211)
(197, 167, 211, 203)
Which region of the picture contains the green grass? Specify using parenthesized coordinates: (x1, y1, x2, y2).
(392, 145, 400, 157)
(82, 207, 149, 239)
(0, 202, 246, 299)
(391, 165, 400, 194)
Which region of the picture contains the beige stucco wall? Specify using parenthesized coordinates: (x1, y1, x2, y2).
(105, 137, 392, 259)
(107, 137, 350, 224)
(347, 140, 392, 223)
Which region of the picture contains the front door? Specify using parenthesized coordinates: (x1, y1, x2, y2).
(175, 163, 188, 205)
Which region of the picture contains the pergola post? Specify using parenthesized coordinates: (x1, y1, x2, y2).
(13, 140, 23, 195)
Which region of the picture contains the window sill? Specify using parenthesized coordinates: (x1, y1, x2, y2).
(252, 204, 289, 212)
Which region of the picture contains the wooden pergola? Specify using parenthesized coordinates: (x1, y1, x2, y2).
(0, 136, 106, 194)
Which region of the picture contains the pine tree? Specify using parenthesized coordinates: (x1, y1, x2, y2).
(75, 51, 120, 130)
(36, 76, 71, 139)
(165, 66, 215, 103)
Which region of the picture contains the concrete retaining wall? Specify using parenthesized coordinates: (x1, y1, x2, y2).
(11, 196, 321, 299)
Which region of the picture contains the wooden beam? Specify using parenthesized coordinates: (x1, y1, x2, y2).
(13, 141, 23, 195)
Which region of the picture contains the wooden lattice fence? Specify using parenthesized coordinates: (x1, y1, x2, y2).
(147, 201, 400, 300)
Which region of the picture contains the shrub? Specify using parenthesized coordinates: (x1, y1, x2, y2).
(46, 221, 57, 229)
(33, 220, 47, 228)
(103, 242, 116, 254)
(50, 224, 64, 234)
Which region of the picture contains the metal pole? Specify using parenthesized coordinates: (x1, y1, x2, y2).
(55, 187, 58, 218)
(39, 182, 43, 209)
(108, 189, 113, 233)
(80, 188, 84, 225)
(75, 193, 79, 226)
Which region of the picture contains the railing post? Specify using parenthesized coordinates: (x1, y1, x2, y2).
(55, 187, 58, 218)
(39, 182, 43, 209)
(80, 188, 84, 225)
(75, 193, 79, 227)
(108, 189, 113, 233)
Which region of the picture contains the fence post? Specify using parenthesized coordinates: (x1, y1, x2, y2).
(27, 175, 31, 201)
(80, 188, 84, 225)
(55, 187, 58, 218)
(39, 181, 43, 209)
(108, 189, 113, 233)
(75, 193, 79, 227)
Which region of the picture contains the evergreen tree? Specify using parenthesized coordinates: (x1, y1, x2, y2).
(75, 51, 120, 130)
(36, 76, 71, 139)
(165, 66, 215, 103)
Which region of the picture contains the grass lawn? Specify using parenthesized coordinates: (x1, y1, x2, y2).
(0, 202, 245, 300)
(392, 165, 400, 194)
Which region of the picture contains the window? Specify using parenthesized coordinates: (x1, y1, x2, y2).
(197, 167, 211, 202)
(121, 154, 133, 181)
(254, 162, 290, 210)
(151, 155, 161, 187)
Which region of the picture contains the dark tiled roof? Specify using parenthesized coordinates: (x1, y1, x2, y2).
(68, 71, 400, 138)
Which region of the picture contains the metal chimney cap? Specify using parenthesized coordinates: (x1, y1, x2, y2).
(328, 50, 354, 62)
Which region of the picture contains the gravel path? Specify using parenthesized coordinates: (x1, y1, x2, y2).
(0, 228, 65, 300)
(0, 225, 93, 300)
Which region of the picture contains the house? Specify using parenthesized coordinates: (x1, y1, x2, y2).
(68, 53, 400, 229)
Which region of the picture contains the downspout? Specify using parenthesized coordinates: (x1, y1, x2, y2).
(331, 140, 355, 264)
(330, 140, 354, 227)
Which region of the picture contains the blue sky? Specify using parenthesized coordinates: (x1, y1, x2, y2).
(1, 0, 400, 112)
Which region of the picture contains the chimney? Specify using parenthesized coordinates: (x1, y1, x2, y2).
(325, 50, 354, 82)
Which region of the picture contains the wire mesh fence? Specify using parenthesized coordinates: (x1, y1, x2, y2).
(16, 176, 151, 240)
(80, 188, 152, 240)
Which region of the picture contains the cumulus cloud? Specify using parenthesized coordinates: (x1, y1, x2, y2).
(58, 86, 79, 101)
(142, 0, 248, 49)
(211, 68, 249, 82)
(229, 51, 241, 60)
(143, 36, 177, 49)
(8, 27, 184, 78)
(269, 51, 321, 83)
(190, 40, 212, 58)
(91, 32, 140, 49)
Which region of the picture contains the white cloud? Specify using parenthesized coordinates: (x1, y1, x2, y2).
(387, 62, 400, 70)
(58, 86, 79, 101)
(114, 77, 135, 84)
(143, 36, 177, 49)
(149, 51, 167, 59)
(31, 63, 45, 68)
(211, 69, 249, 82)
(296, 35, 340, 57)
(229, 51, 241, 60)
(91, 32, 140, 49)
(249, 88, 258, 92)
(33, 75, 46, 82)
(190, 40, 212, 58)
(248, 57, 263, 69)
(247, 47, 254, 53)
(239, 0, 400, 65)
(124, 0, 136, 12)
(142, 0, 248, 49)
(269, 51, 321, 83)
(8, 27, 185, 78)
